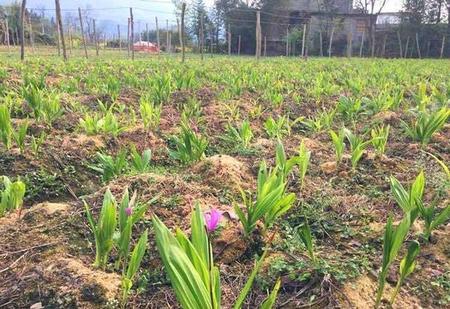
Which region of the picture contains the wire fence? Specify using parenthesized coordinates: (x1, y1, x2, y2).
(0, 4, 449, 60)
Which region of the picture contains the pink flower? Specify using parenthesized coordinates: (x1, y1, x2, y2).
(125, 207, 133, 217)
(204, 209, 222, 233)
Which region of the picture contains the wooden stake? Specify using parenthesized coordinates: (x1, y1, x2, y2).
(68, 25, 73, 54)
(20, 0, 26, 61)
(347, 30, 353, 57)
(256, 10, 261, 59)
(359, 30, 365, 57)
(55, 0, 67, 60)
(130, 8, 134, 60)
(5, 19, 10, 51)
(56, 21, 60, 56)
(397, 31, 402, 58)
(319, 31, 323, 56)
(78, 8, 88, 58)
(440, 35, 445, 59)
(328, 25, 335, 57)
(27, 12, 34, 52)
(415, 32, 421, 59)
(404, 36, 410, 58)
(264, 35, 267, 57)
(146, 23, 149, 47)
(227, 24, 231, 56)
(155, 17, 160, 50)
(286, 27, 289, 56)
(200, 13, 204, 60)
(127, 18, 130, 57)
(238, 35, 241, 56)
(301, 23, 306, 58)
(167, 19, 170, 52)
(93, 19, 99, 56)
(181, 3, 186, 62)
(117, 24, 121, 52)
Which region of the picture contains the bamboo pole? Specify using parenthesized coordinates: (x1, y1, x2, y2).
(68, 25, 73, 54)
(440, 35, 445, 59)
(78, 8, 88, 58)
(20, 0, 26, 61)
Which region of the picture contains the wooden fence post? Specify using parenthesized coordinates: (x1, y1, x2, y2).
(381, 34, 387, 57)
(404, 36, 410, 58)
(55, 0, 67, 60)
(117, 24, 121, 52)
(166, 19, 169, 52)
(286, 27, 289, 56)
(155, 17, 160, 50)
(319, 31, 323, 57)
(301, 23, 306, 58)
(20, 0, 26, 61)
(130, 8, 134, 60)
(181, 2, 186, 63)
(228, 24, 231, 56)
(238, 35, 241, 56)
(27, 12, 34, 52)
(200, 13, 204, 60)
(328, 25, 335, 57)
(127, 18, 131, 57)
(93, 19, 99, 56)
(359, 30, 365, 57)
(78, 8, 88, 58)
(5, 19, 10, 51)
(68, 25, 73, 54)
(146, 23, 149, 47)
(264, 35, 267, 57)
(415, 32, 421, 59)
(256, 10, 261, 60)
(397, 31, 402, 58)
(440, 35, 445, 59)
(347, 30, 353, 57)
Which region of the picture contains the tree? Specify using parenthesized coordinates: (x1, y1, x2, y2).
(354, 0, 389, 57)
(189, 0, 208, 46)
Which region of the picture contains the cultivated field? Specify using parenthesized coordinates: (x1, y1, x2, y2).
(0, 55, 449, 308)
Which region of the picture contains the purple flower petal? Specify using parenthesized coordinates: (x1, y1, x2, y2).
(125, 207, 133, 217)
(204, 209, 222, 232)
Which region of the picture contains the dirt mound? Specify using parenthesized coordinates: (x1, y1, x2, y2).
(192, 155, 253, 192)
(340, 275, 421, 308)
(47, 258, 121, 302)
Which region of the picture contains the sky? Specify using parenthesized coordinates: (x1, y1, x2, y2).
(0, 0, 404, 31)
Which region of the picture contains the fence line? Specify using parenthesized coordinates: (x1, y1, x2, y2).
(1, 4, 449, 60)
